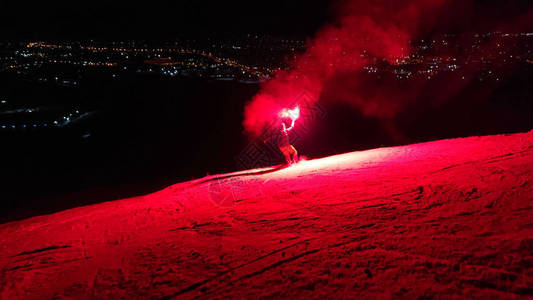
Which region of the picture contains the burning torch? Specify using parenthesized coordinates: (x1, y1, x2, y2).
(279, 106, 300, 132)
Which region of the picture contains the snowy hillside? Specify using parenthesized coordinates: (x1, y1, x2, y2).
(1, 131, 532, 299)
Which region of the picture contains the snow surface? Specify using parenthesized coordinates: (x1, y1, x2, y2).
(1, 131, 532, 299)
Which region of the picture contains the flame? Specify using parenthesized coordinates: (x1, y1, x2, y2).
(280, 106, 300, 121)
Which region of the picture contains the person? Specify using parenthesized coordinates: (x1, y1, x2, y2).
(264, 118, 299, 165)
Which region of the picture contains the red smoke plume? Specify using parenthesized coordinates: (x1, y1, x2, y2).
(243, 0, 532, 138)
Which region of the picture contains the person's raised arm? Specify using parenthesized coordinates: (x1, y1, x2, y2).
(285, 119, 295, 132)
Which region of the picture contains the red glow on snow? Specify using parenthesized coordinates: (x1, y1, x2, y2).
(276, 146, 394, 177)
(2, 132, 532, 298)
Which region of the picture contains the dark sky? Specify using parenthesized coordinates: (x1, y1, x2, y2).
(0, 0, 531, 41)
(0, 0, 330, 40)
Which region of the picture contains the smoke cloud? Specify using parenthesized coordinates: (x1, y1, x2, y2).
(243, 0, 532, 138)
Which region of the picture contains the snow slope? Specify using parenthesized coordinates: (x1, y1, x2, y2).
(1, 131, 532, 299)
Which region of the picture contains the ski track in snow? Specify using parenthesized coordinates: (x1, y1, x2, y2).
(1, 131, 532, 299)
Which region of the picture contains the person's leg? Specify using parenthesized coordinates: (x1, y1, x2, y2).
(290, 145, 298, 163)
(280, 146, 292, 165)
(284, 154, 292, 165)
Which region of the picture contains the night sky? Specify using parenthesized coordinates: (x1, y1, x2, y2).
(0, 0, 330, 40)
(1, 0, 532, 41)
